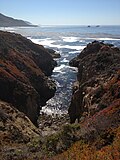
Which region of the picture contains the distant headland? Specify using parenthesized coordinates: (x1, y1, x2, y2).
(0, 13, 37, 27)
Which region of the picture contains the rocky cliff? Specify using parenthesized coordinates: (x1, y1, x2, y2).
(0, 31, 56, 125)
(49, 40, 120, 160)
(0, 35, 120, 159)
(69, 41, 120, 123)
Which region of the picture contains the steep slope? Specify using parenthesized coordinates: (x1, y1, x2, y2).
(69, 41, 120, 123)
(58, 40, 120, 159)
(43, 41, 120, 160)
(0, 13, 36, 27)
(0, 31, 57, 125)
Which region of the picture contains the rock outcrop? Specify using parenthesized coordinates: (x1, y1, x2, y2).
(0, 31, 57, 125)
(69, 41, 120, 123)
(46, 48, 61, 58)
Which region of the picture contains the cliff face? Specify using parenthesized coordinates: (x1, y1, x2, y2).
(53, 40, 120, 159)
(0, 31, 56, 125)
(69, 41, 120, 123)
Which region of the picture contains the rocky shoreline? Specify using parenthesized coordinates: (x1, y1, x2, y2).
(69, 41, 120, 123)
(0, 32, 120, 160)
(0, 31, 57, 126)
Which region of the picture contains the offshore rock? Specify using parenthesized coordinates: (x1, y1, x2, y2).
(46, 48, 61, 58)
(0, 31, 56, 125)
(69, 41, 120, 123)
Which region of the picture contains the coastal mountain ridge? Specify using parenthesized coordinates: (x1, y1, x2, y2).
(0, 13, 37, 27)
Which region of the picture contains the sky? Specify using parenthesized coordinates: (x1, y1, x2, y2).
(0, 0, 120, 25)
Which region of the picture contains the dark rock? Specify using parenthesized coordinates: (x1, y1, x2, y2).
(68, 86, 84, 123)
(69, 41, 120, 123)
(0, 31, 56, 125)
(46, 48, 61, 58)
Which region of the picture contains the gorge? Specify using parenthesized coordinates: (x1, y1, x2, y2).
(0, 30, 120, 160)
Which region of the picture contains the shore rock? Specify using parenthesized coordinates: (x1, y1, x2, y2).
(46, 48, 61, 58)
(0, 31, 56, 125)
(46, 40, 120, 159)
(69, 41, 120, 123)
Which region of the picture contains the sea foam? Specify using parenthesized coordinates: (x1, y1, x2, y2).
(84, 37, 120, 41)
(29, 37, 86, 51)
(62, 36, 79, 42)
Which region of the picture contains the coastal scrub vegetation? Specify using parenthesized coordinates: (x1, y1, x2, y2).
(52, 127, 120, 160)
(0, 32, 120, 160)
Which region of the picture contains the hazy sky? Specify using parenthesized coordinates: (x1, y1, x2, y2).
(0, 0, 120, 25)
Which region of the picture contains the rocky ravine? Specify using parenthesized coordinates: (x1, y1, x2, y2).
(0, 31, 57, 126)
(0, 37, 120, 160)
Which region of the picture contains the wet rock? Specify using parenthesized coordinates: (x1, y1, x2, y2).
(46, 48, 61, 58)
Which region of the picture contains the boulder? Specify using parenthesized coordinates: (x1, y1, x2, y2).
(46, 48, 61, 58)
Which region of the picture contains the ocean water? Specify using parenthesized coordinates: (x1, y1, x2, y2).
(1, 25, 120, 115)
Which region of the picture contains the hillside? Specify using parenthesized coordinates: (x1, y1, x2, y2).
(0, 30, 56, 126)
(0, 38, 120, 160)
(45, 41, 120, 160)
(0, 13, 37, 27)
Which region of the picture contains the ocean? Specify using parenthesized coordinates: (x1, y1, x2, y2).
(1, 25, 120, 115)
